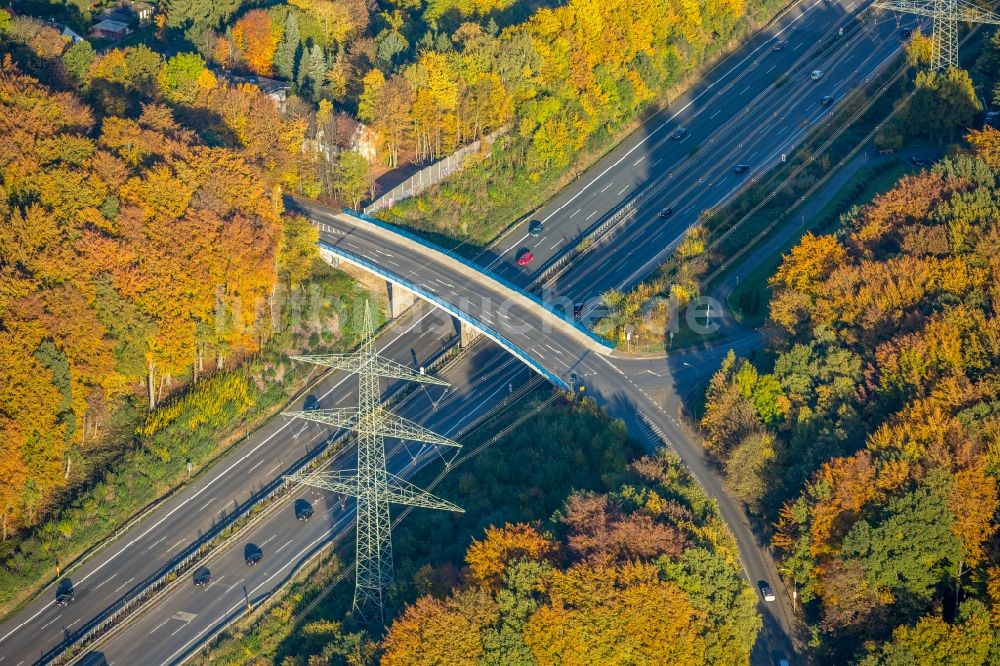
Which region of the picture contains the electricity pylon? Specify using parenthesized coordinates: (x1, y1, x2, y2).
(283, 303, 462, 621)
(875, 0, 1000, 70)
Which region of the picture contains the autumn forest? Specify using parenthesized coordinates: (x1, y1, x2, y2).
(3, 0, 1000, 662)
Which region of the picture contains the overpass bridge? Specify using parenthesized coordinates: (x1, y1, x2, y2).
(299, 205, 795, 661)
(0, 0, 909, 656)
(312, 208, 616, 390)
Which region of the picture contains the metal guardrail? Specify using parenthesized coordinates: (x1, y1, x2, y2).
(341, 208, 614, 350)
(44, 6, 890, 660)
(533, 2, 878, 290)
(188, 359, 548, 664)
(54, 414, 366, 666)
(0, 357, 340, 623)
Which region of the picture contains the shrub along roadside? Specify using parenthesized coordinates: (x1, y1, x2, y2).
(0, 265, 384, 616)
(727, 158, 910, 327)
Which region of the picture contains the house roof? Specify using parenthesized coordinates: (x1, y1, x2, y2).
(92, 19, 130, 31)
(61, 26, 84, 41)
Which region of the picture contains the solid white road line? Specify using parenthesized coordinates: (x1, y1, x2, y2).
(2, 303, 449, 646)
(534, 0, 820, 225)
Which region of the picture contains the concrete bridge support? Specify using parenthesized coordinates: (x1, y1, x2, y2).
(457, 318, 481, 349)
(387, 281, 417, 319)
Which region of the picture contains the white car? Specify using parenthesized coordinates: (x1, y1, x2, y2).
(810, 70, 823, 80)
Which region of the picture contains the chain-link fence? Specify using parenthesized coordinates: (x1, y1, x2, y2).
(364, 127, 508, 215)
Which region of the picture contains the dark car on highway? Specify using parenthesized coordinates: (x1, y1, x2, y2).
(733, 164, 749, 174)
(658, 208, 674, 218)
(245, 543, 264, 566)
(193, 567, 212, 587)
(528, 220, 544, 237)
(821, 95, 834, 106)
(56, 580, 75, 607)
(295, 498, 314, 521)
(772, 41, 786, 52)
(671, 128, 687, 140)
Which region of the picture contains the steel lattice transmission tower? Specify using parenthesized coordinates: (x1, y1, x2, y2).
(283, 303, 462, 620)
(875, 0, 1000, 70)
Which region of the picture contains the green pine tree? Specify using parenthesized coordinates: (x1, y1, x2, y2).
(274, 12, 300, 81)
(297, 44, 327, 101)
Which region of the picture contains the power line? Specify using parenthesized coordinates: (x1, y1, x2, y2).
(283, 303, 462, 622)
(876, 0, 1000, 69)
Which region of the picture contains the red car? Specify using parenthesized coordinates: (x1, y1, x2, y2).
(516, 250, 534, 266)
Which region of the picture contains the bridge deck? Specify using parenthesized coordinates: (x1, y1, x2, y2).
(312, 209, 615, 390)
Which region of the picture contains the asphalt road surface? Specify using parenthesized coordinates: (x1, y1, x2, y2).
(482, 0, 919, 297)
(0, 0, 917, 662)
(0, 304, 522, 664)
(74, 332, 539, 666)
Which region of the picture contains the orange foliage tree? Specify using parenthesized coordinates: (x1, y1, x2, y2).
(0, 66, 284, 537)
(231, 10, 280, 77)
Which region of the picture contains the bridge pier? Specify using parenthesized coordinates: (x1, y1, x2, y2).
(387, 281, 417, 319)
(457, 318, 481, 349)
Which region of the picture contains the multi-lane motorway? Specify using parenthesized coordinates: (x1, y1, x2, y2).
(72, 323, 544, 666)
(0, 304, 530, 664)
(0, 0, 917, 663)
(486, 0, 918, 298)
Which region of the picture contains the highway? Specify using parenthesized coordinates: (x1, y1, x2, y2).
(0, 0, 917, 662)
(482, 0, 919, 299)
(301, 207, 799, 662)
(73, 331, 542, 666)
(0, 305, 526, 664)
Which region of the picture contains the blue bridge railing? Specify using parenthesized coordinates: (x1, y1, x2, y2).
(343, 209, 614, 351)
(319, 239, 570, 390)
